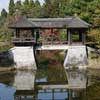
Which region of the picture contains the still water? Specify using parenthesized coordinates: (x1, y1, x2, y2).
(0, 68, 100, 100)
(0, 50, 100, 100)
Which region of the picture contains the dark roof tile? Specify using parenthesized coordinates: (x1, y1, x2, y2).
(9, 17, 90, 29)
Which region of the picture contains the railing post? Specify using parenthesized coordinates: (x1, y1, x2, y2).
(68, 29, 72, 45)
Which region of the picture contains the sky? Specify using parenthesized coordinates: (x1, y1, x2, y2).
(0, 0, 44, 13)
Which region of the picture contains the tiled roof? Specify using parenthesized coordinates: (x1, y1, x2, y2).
(9, 16, 90, 29)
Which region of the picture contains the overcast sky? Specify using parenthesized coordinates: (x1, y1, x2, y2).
(0, 0, 44, 13)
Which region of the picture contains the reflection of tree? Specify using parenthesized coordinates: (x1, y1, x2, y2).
(36, 68, 68, 84)
(0, 72, 15, 86)
(86, 82, 100, 100)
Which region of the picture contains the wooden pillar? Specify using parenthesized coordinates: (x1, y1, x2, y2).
(79, 31, 82, 42)
(82, 33, 85, 45)
(32, 29, 34, 38)
(16, 28, 20, 38)
(68, 29, 72, 45)
(15, 29, 17, 37)
(67, 29, 68, 41)
(34, 29, 40, 44)
(14, 29, 16, 38)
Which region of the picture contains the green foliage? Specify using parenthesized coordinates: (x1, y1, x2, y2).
(29, 0, 35, 8)
(1, 9, 7, 18)
(60, 30, 67, 41)
(15, 1, 22, 10)
(35, 0, 40, 6)
(9, 0, 15, 15)
(0, 0, 100, 50)
(23, 0, 29, 5)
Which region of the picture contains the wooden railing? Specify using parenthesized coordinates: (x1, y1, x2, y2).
(41, 41, 68, 45)
(12, 38, 35, 43)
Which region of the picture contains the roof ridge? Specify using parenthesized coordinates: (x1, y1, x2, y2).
(67, 17, 75, 26)
(74, 17, 90, 26)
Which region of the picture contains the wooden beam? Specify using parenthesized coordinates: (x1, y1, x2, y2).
(68, 30, 72, 45)
(82, 33, 85, 44)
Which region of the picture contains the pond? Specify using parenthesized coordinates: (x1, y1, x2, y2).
(0, 68, 100, 100)
(0, 50, 100, 100)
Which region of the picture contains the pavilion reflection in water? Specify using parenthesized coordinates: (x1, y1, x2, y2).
(13, 69, 88, 100)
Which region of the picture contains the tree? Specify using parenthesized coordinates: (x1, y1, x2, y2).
(1, 9, 7, 18)
(29, 0, 35, 8)
(15, 0, 22, 10)
(23, 0, 29, 5)
(22, 0, 30, 16)
(9, 0, 15, 15)
(42, 0, 53, 17)
(35, 0, 41, 7)
(33, 0, 43, 18)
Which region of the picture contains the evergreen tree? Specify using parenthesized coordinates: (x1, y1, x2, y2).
(33, 0, 43, 18)
(29, 0, 35, 8)
(22, 0, 30, 16)
(35, 0, 41, 7)
(28, 0, 35, 17)
(43, 0, 52, 17)
(15, 1, 22, 10)
(1, 9, 7, 18)
(23, 0, 29, 6)
(9, 0, 15, 15)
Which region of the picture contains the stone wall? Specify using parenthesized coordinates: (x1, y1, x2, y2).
(64, 46, 88, 69)
(9, 46, 37, 70)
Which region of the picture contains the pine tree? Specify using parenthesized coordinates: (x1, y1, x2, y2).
(1, 9, 7, 18)
(23, 0, 29, 6)
(33, 0, 43, 17)
(43, 0, 53, 17)
(9, 0, 15, 15)
(35, 0, 40, 7)
(29, 0, 35, 8)
(15, 1, 22, 10)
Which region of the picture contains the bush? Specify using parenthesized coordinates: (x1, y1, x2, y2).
(87, 29, 100, 44)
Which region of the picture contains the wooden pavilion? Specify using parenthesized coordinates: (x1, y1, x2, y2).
(9, 16, 90, 46)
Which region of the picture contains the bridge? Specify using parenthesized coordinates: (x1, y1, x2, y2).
(9, 16, 90, 69)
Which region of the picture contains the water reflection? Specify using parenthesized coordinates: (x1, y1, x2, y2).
(65, 69, 88, 89)
(13, 71, 36, 90)
(0, 83, 15, 100)
(0, 68, 99, 100)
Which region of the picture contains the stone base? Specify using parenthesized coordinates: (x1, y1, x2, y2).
(64, 45, 88, 69)
(9, 46, 37, 70)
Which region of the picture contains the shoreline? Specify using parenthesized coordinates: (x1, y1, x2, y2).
(0, 67, 16, 73)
